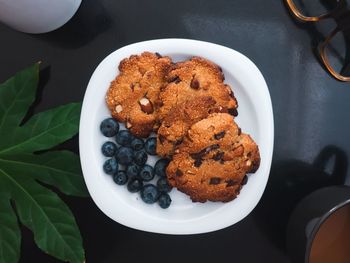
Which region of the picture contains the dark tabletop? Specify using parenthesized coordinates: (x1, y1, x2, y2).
(1, 0, 349, 262)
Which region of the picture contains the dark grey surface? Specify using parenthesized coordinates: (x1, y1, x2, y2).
(0, 0, 349, 262)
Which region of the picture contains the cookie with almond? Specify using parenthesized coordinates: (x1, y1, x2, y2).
(158, 57, 238, 121)
(166, 113, 260, 203)
(156, 96, 224, 158)
(106, 52, 172, 137)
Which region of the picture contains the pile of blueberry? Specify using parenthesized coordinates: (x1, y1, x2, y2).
(100, 118, 172, 209)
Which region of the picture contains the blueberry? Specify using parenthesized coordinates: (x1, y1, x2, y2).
(158, 193, 172, 209)
(130, 137, 144, 151)
(126, 163, 141, 178)
(103, 158, 118, 175)
(133, 150, 148, 166)
(127, 178, 143, 193)
(157, 177, 172, 193)
(113, 171, 128, 185)
(116, 130, 134, 146)
(101, 141, 118, 157)
(139, 165, 154, 182)
(100, 118, 119, 137)
(115, 147, 134, 165)
(144, 137, 157, 155)
(154, 158, 170, 177)
(141, 184, 160, 204)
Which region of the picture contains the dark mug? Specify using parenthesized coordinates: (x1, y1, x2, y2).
(287, 185, 350, 263)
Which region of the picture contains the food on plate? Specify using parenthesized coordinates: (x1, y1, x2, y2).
(141, 184, 160, 204)
(126, 163, 141, 178)
(103, 158, 119, 175)
(139, 164, 155, 181)
(116, 130, 134, 146)
(157, 177, 172, 193)
(158, 56, 238, 121)
(102, 52, 260, 206)
(101, 141, 118, 157)
(100, 117, 119, 137)
(106, 52, 172, 137)
(166, 113, 260, 202)
(115, 146, 134, 165)
(144, 137, 157, 155)
(156, 96, 223, 158)
(99, 120, 172, 208)
(133, 150, 148, 166)
(158, 193, 172, 208)
(127, 177, 143, 193)
(154, 158, 170, 177)
(113, 171, 128, 185)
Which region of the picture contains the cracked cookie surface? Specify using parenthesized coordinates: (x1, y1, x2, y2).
(166, 113, 260, 203)
(158, 57, 238, 121)
(156, 96, 224, 158)
(106, 52, 172, 137)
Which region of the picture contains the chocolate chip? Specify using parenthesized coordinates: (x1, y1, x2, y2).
(194, 159, 202, 167)
(159, 100, 164, 107)
(225, 179, 238, 187)
(175, 138, 183, 146)
(209, 177, 221, 185)
(207, 144, 220, 152)
(228, 108, 238, 117)
(229, 92, 236, 99)
(190, 144, 220, 160)
(235, 185, 242, 194)
(190, 78, 200, 89)
(214, 131, 225, 140)
(241, 175, 248, 185)
(155, 52, 162, 58)
(238, 127, 241, 135)
(169, 75, 181, 83)
(190, 152, 200, 160)
(159, 134, 166, 144)
(218, 66, 223, 72)
(175, 169, 183, 176)
(130, 83, 135, 91)
(213, 151, 224, 161)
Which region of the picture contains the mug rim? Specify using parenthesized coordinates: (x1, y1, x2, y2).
(305, 198, 350, 263)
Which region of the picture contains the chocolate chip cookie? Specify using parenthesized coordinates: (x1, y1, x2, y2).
(157, 96, 226, 158)
(106, 52, 172, 137)
(158, 57, 238, 121)
(166, 113, 260, 203)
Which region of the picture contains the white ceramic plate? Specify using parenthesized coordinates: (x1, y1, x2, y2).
(79, 39, 274, 234)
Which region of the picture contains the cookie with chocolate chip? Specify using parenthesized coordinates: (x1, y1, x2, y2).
(166, 113, 260, 203)
(156, 96, 225, 158)
(106, 52, 172, 137)
(158, 57, 238, 121)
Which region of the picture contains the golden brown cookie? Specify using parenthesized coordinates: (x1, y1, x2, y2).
(156, 96, 227, 158)
(166, 113, 260, 203)
(158, 57, 238, 121)
(106, 52, 172, 137)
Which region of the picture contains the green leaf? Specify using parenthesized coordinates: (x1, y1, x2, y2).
(0, 64, 87, 263)
(0, 151, 88, 197)
(0, 193, 20, 263)
(0, 170, 84, 263)
(0, 103, 81, 155)
(0, 64, 38, 134)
